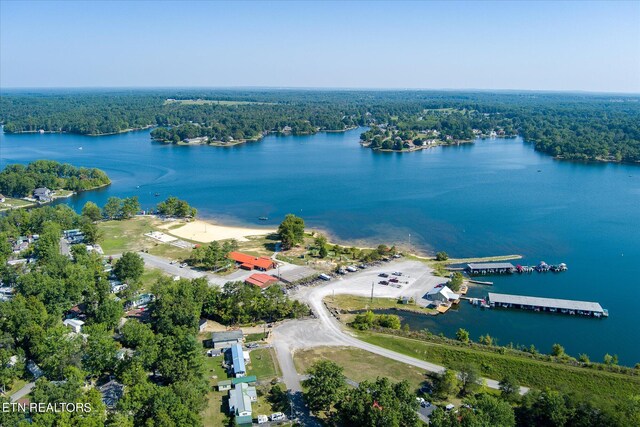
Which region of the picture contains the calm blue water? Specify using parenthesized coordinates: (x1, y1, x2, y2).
(1, 128, 639, 365)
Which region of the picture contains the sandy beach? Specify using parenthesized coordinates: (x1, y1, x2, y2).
(158, 218, 276, 243)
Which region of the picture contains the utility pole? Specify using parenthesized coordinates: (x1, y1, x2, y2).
(371, 281, 374, 304)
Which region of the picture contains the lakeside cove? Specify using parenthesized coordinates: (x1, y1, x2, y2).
(1, 127, 638, 365)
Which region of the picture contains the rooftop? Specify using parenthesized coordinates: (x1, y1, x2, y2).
(212, 330, 243, 343)
(230, 343, 246, 375)
(488, 292, 605, 312)
(467, 262, 515, 270)
(229, 251, 275, 270)
(245, 273, 278, 289)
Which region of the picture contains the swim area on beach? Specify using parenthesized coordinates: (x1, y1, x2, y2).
(1, 127, 639, 365)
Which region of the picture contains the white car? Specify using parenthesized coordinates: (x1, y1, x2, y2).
(270, 412, 286, 421)
(257, 414, 268, 424)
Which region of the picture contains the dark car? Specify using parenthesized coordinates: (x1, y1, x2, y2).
(378, 280, 389, 285)
(379, 273, 389, 278)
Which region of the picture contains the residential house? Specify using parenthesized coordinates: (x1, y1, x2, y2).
(228, 382, 258, 425)
(229, 343, 246, 378)
(63, 318, 85, 333)
(211, 330, 244, 349)
(217, 379, 232, 391)
(27, 360, 44, 379)
(98, 380, 125, 409)
(33, 187, 52, 202)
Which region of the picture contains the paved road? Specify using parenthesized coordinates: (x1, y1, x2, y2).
(10, 382, 35, 402)
(274, 261, 529, 396)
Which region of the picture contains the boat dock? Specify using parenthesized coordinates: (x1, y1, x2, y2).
(466, 261, 568, 275)
(487, 292, 608, 318)
(469, 279, 493, 285)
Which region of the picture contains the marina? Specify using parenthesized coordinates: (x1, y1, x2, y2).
(466, 261, 568, 275)
(487, 292, 608, 318)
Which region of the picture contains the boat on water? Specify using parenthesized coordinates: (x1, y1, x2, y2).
(154, 193, 160, 197)
(258, 216, 268, 221)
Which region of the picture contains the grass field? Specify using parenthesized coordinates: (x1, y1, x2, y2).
(357, 330, 640, 409)
(248, 348, 281, 381)
(245, 332, 267, 342)
(98, 217, 157, 254)
(201, 355, 232, 427)
(0, 197, 36, 211)
(294, 346, 428, 391)
(98, 217, 192, 259)
(324, 294, 436, 315)
(138, 268, 166, 292)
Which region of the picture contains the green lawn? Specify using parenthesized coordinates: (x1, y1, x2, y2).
(0, 197, 36, 211)
(325, 294, 435, 315)
(245, 332, 267, 343)
(248, 348, 281, 381)
(139, 268, 166, 292)
(294, 346, 428, 391)
(357, 330, 640, 409)
(201, 355, 232, 427)
(98, 217, 157, 254)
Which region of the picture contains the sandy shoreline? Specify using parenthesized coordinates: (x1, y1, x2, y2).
(158, 218, 276, 243)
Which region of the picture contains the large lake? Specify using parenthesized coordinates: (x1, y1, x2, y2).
(1, 128, 639, 365)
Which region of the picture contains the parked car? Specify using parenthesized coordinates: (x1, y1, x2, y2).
(257, 414, 269, 424)
(247, 343, 259, 349)
(392, 271, 403, 276)
(378, 273, 389, 278)
(270, 412, 286, 421)
(389, 277, 399, 283)
(378, 280, 389, 285)
(421, 401, 431, 408)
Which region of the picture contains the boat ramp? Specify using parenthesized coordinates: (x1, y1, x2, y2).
(487, 292, 608, 318)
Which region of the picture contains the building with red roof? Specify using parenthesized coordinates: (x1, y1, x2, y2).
(245, 273, 278, 289)
(229, 252, 276, 271)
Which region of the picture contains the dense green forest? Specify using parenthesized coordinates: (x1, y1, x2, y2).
(0, 160, 111, 197)
(1, 89, 639, 162)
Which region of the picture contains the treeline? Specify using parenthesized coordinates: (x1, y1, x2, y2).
(0, 160, 110, 198)
(302, 358, 639, 427)
(2, 90, 639, 162)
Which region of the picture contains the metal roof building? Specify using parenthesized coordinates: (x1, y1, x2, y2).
(230, 343, 246, 377)
(467, 262, 515, 274)
(488, 292, 606, 315)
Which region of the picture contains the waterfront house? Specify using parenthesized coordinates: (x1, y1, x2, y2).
(33, 187, 52, 202)
(211, 330, 244, 349)
(426, 285, 460, 303)
(245, 273, 278, 289)
(466, 262, 515, 275)
(229, 252, 276, 271)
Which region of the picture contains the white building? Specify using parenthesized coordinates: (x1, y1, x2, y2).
(63, 318, 85, 333)
(426, 285, 460, 303)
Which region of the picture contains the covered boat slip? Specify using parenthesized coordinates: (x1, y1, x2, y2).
(466, 262, 515, 274)
(487, 292, 608, 317)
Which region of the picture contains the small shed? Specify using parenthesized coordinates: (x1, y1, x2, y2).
(217, 379, 232, 391)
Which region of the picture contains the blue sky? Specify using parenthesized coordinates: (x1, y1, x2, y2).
(1, 1, 639, 92)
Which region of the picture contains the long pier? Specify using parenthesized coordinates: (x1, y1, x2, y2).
(487, 292, 608, 318)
